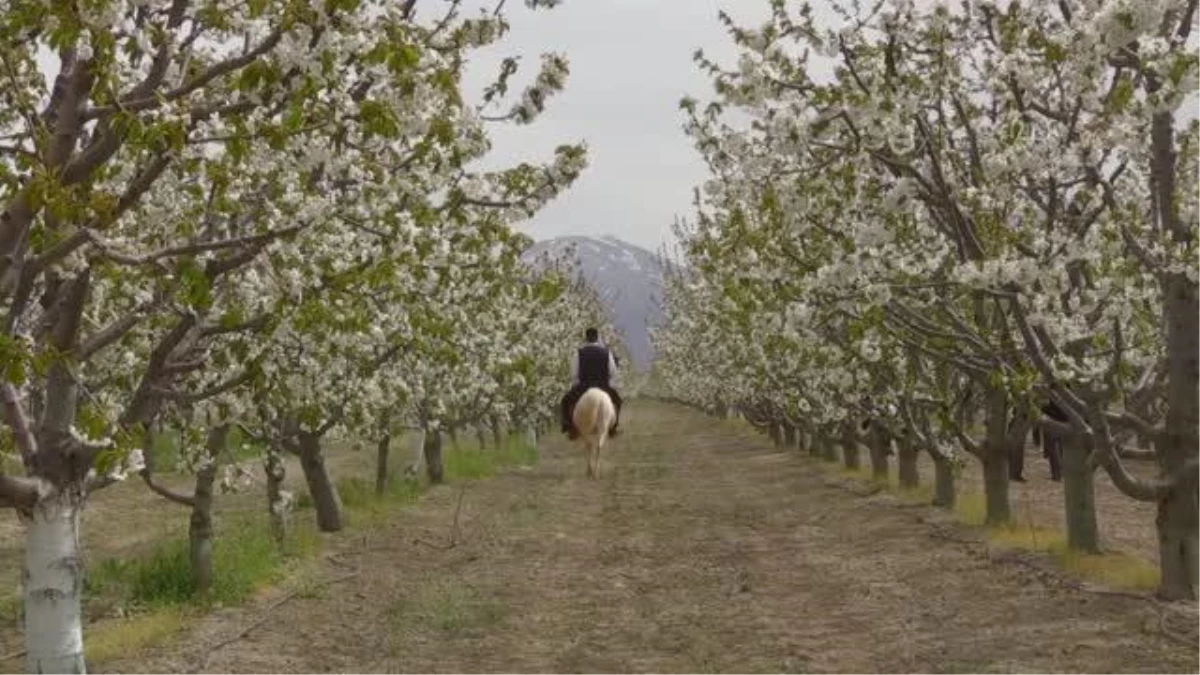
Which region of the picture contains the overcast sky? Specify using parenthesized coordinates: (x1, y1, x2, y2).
(461, 1, 772, 254)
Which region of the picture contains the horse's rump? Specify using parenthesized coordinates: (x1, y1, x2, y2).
(573, 387, 615, 438)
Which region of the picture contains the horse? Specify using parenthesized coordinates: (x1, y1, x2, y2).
(571, 387, 617, 478)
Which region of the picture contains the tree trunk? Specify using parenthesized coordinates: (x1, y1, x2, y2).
(375, 431, 392, 496)
(190, 463, 217, 595)
(524, 425, 538, 449)
(841, 422, 860, 470)
(932, 456, 956, 509)
(821, 430, 839, 462)
(490, 415, 504, 449)
(1157, 272, 1199, 598)
(1061, 435, 1100, 553)
(448, 427, 460, 448)
(190, 425, 226, 595)
(867, 422, 891, 481)
(475, 426, 487, 450)
(981, 387, 1012, 526)
(424, 429, 444, 484)
(265, 444, 288, 545)
(1145, 105, 1200, 599)
(297, 431, 343, 532)
(768, 422, 782, 447)
(982, 453, 1011, 526)
(897, 434, 919, 489)
(1156, 484, 1199, 600)
(24, 493, 86, 674)
(783, 424, 797, 449)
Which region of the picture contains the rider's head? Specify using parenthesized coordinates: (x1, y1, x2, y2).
(584, 327, 599, 343)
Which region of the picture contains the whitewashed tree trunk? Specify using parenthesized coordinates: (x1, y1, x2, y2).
(265, 444, 289, 545)
(24, 493, 86, 674)
(408, 428, 426, 474)
(524, 425, 538, 448)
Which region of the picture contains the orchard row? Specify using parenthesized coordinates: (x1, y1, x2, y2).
(649, 0, 1198, 601)
(0, 1, 614, 672)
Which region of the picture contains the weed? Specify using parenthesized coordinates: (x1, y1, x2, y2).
(395, 581, 508, 636)
(83, 608, 186, 664)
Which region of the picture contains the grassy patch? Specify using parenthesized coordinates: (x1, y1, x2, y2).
(84, 608, 186, 664)
(816, 458, 1161, 592)
(336, 475, 424, 526)
(393, 580, 508, 636)
(0, 589, 19, 627)
(985, 524, 1159, 590)
(444, 436, 538, 481)
(1058, 548, 1159, 590)
(85, 516, 317, 608)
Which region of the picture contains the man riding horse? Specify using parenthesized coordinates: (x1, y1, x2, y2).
(561, 327, 622, 439)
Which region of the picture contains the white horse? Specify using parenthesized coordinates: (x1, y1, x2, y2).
(571, 387, 617, 478)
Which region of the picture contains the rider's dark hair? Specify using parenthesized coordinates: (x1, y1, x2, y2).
(584, 327, 599, 342)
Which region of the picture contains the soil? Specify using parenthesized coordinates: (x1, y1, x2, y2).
(86, 402, 1196, 673)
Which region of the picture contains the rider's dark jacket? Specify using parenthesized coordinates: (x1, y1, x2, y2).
(570, 341, 617, 387)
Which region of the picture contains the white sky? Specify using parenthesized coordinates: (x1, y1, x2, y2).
(460, 0, 774, 254)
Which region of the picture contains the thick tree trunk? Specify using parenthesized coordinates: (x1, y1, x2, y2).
(190, 425, 225, 595)
(783, 424, 797, 449)
(424, 429, 444, 484)
(448, 426, 460, 448)
(265, 444, 288, 545)
(981, 387, 1012, 526)
(190, 463, 217, 595)
(25, 493, 86, 674)
(821, 430, 839, 462)
(1157, 485, 1199, 600)
(932, 456, 956, 509)
(867, 423, 891, 481)
(490, 415, 504, 449)
(841, 422, 860, 470)
(375, 431, 392, 496)
(1149, 106, 1200, 599)
(1157, 272, 1199, 598)
(982, 453, 1011, 526)
(475, 426, 487, 450)
(1061, 435, 1100, 553)
(524, 425, 538, 449)
(897, 434, 919, 489)
(296, 432, 343, 532)
(768, 422, 782, 447)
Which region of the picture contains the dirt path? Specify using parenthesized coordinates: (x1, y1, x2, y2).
(103, 403, 1197, 673)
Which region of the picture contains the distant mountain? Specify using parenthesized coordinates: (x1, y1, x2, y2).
(523, 235, 665, 370)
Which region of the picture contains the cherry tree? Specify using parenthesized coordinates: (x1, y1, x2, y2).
(0, 0, 585, 669)
(654, 0, 1198, 598)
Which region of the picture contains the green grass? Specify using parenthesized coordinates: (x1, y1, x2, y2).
(23, 430, 539, 668)
(444, 435, 538, 481)
(335, 475, 425, 526)
(83, 608, 187, 664)
(84, 516, 318, 608)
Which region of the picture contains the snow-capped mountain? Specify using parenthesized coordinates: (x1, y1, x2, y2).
(523, 235, 665, 370)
